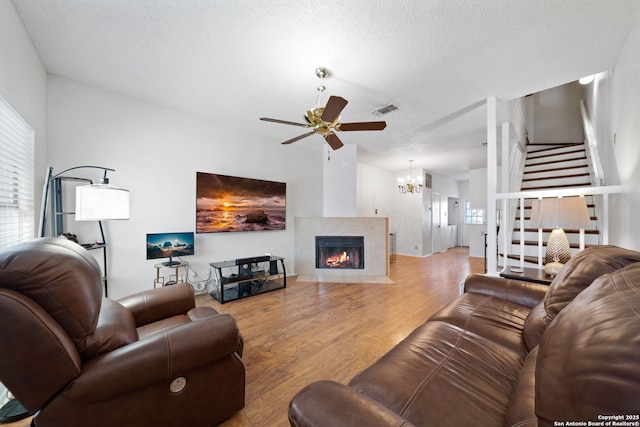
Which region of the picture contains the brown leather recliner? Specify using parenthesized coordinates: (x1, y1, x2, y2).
(0, 237, 245, 427)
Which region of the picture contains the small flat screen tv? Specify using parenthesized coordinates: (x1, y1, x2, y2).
(146, 232, 195, 266)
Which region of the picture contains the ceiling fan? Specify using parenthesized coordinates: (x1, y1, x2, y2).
(260, 68, 387, 150)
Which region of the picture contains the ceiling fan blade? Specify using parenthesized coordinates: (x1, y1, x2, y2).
(324, 131, 344, 150)
(321, 96, 348, 123)
(260, 117, 310, 128)
(281, 131, 315, 145)
(337, 121, 387, 131)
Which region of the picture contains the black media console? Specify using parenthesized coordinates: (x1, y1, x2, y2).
(209, 255, 286, 303)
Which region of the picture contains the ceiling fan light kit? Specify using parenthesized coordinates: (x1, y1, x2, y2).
(260, 67, 387, 150)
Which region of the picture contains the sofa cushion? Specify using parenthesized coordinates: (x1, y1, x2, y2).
(522, 301, 549, 350)
(349, 320, 526, 426)
(520, 245, 640, 352)
(544, 245, 640, 320)
(536, 263, 640, 425)
(503, 346, 538, 427)
(429, 292, 531, 356)
(290, 380, 417, 427)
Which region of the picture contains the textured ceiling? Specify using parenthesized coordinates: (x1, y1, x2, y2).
(12, 0, 640, 180)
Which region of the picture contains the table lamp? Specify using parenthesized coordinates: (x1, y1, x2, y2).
(530, 196, 591, 275)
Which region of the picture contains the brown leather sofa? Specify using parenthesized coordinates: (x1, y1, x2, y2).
(289, 245, 640, 427)
(0, 237, 245, 427)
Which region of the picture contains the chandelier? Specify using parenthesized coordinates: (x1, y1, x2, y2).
(398, 160, 423, 194)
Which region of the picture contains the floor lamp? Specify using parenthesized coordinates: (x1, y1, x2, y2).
(530, 196, 591, 276)
(38, 165, 130, 297)
(39, 165, 130, 238)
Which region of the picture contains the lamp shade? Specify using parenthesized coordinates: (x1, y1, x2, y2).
(530, 196, 591, 267)
(530, 197, 591, 230)
(76, 184, 130, 221)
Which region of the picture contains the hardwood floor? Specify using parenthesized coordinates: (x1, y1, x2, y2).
(6, 248, 483, 427)
(213, 248, 482, 426)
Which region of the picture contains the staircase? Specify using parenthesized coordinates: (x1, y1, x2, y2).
(504, 143, 600, 265)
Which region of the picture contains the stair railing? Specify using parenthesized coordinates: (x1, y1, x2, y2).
(581, 100, 605, 186)
(496, 185, 622, 271)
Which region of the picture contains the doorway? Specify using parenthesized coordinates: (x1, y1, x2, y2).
(432, 192, 442, 253)
(448, 197, 460, 248)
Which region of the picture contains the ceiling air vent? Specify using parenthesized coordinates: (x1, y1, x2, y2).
(371, 104, 398, 116)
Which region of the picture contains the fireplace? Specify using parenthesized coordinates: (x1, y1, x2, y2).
(315, 236, 364, 269)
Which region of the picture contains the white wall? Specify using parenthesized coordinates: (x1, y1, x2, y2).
(421, 188, 433, 255)
(323, 144, 357, 216)
(389, 167, 424, 256)
(458, 180, 470, 246)
(356, 161, 393, 219)
(527, 81, 584, 144)
(0, 1, 48, 230)
(587, 10, 640, 252)
(388, 168, 460, 257)
(467, 168, 488, 258)
(0, 0, 49, 403)
(47, 76, 323, 298)
(432, 174, 460, 234)
(610, 12, 640, 252)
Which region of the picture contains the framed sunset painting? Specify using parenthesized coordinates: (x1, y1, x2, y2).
(196, 172, 286, 233)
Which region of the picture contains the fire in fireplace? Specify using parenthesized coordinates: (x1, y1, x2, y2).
(315, 236, 364, 269)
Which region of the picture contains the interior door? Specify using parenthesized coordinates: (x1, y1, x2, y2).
(432, 192, 442, 253)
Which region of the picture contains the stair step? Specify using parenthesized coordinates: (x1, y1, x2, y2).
(525, 154, 587, 168)
(524, 158, 589, 172)
(516, 227, 600, 235)
(522, 172, 590, 183)
(511, 240, 594, 249)
(526, 143, 582, 155)
(521, 182, 592, 191)
(517, 216, 598, 221)
(523, 163, 589, 176)
(517, 203, 596, 211)
(527, 146, 585, 160)
(504, 254, 540, 264)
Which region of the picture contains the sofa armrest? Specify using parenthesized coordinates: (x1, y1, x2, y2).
(65, 313, 240, 404)
(117, 282, 195, 326)
(463, 274, 548, 309)
(289, 380, 415, 427)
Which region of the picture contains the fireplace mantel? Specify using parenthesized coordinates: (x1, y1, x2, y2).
(294, 217, 389, 281)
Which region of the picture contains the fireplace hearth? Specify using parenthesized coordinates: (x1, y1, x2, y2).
(315, 236, 364, 269)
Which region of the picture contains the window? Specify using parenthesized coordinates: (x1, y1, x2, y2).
(464, 200, 484, 225)
(0, 95, 35, 249)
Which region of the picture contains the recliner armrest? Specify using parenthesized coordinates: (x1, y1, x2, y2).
(289, 380, 416, 427)
(463, 274, 548, 309)
(117, 282, 196, 326)
(65, 313, 240, 404)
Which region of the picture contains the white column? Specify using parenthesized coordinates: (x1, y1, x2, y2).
(486, 97, 498, 275)
(500, 122, 509, 271)
(323, 144, 358, 217)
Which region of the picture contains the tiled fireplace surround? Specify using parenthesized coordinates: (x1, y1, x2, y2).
(294, 217, 392, 283)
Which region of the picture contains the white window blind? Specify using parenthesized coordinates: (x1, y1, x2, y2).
(0, 95, 35, 249)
